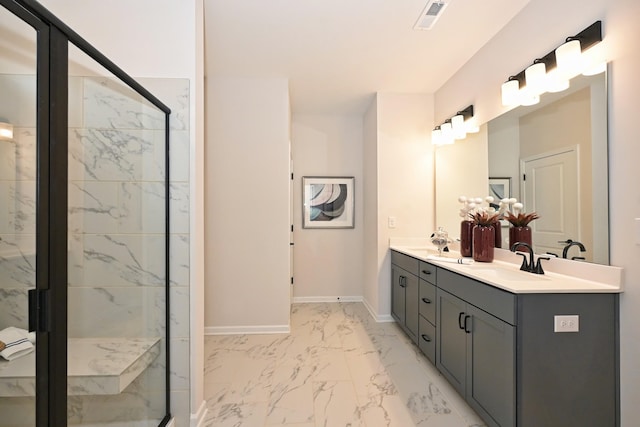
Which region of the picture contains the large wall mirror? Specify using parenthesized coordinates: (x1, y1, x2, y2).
(436, 68, 609, 265)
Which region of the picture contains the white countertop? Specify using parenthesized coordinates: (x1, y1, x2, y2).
(390, 241, 623, 294)
(0, 337, 161, 397)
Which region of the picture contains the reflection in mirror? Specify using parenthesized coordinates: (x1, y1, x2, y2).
(436, 69, 609, 265)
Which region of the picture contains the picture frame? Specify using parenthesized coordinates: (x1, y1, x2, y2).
(489, 177, 511, 227)
(302, 176, 355, 229)
(489, 177, 511, 201)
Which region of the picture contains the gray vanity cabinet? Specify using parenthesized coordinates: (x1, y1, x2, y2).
(435, 289, 467, 393)
(391, 249, 618, 427)
(437, 269, 516, 427)
(391, 252, 420, 341)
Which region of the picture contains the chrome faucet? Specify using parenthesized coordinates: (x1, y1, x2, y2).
(510, 242, 550, 274)
(561, 239, 587, 259)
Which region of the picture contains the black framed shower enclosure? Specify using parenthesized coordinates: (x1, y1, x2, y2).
(0, 0, 171, 426)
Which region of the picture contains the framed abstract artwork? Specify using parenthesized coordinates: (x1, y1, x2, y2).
(302, 176, 355, 229)
(488, 177, 511, 201)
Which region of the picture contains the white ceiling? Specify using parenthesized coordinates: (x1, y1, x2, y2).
(204, 0, 531, 115)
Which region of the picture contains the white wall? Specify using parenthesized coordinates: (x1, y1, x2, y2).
(205, 77, 291, 332)
(435, 0, 640, 423)
(363, 93, 434, 318)
(291, 115, 364, 300)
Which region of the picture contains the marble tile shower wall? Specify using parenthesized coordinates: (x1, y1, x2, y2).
(0, 74, 37, 331)
(0, 75, 191, 427)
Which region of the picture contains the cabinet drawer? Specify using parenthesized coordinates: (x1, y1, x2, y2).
(418, 315, 436, 364)
(438, 268, 517, 325)
(419, 261, 437, 284)
(391, 251, 420, 276)
(419, 280, 436, 324)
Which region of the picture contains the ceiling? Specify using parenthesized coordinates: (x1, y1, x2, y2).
(204, 0, 531, 115)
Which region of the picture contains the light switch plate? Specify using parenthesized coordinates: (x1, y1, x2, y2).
(554, 315, 579, 332)
(388, 216, 397, 228)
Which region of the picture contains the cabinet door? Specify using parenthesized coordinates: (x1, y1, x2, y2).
(436, 289, 467, 395)
(405, 272, 419, 340)
(466, 305, 515, 427)
(391, 266, 406, 324)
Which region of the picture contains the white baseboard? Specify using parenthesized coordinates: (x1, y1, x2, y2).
(362, 298, 394, 323)
(191, 400, 208, 427)
(205, 324, 290, 335)
(292, 296, 363, 303)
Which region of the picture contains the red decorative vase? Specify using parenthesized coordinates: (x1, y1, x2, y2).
(492, 221, 502, 249)
(460, 220, 474, 257)
(473, 225, 495, 262)
(509, 226, 532, 252)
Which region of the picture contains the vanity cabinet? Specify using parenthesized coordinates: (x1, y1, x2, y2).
(390, 249, 619, 427)
(391, 252, 420, 341)
(436, 277, 515, 427)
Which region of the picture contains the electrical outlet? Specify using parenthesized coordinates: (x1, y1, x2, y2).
(554, 315, 579, 332)
(388, 216, 397, 228)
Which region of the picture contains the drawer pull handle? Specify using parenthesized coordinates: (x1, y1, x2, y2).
(421, 334, 432, 343)
(464, 315, 472, 334)
(421, 270, 432, 275)
(458, 312, 465, 329)
(421, 298, 431, 304)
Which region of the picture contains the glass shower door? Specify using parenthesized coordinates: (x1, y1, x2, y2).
(0, 4, 38, 427)
(66, 44, 169, 426)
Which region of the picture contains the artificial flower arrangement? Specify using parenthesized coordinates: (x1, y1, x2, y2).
(468, 210, 500, 227)
(456, 195, 540, 257)
(503, 202, 540, 227)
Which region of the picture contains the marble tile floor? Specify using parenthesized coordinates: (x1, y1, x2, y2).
(204, 302, 486, 427)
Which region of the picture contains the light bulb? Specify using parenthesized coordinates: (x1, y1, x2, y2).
(0, 122, 13, 140)
(501, 79, 519, 106)
(556, 39, 584, 78)
(431, 128, 442, 145)
(440, 122, 454, 145)
(451, 114, 466, 140)
(525, 62, 547, 96)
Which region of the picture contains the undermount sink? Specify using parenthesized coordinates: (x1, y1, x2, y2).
(467, 266, 550, 282)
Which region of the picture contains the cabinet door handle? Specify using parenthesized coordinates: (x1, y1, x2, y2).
(421, 334, 432, 343)
(422, 269, 432, 275)
(421, 298, 431, 304)
(399, 276, 406, 287)
(458, 312, 465, 329)
(464, 315, 472, 333)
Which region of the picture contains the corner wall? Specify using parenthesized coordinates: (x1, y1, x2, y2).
(435, 0, 640, 423)
(363, 93, 435, 319)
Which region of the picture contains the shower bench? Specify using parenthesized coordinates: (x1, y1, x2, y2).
(0, 337, 160, 396)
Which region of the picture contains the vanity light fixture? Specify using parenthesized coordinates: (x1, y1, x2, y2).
(0, 121, 13, 141)
(432, 105, 476, 146)
(501, 21, 603, 107)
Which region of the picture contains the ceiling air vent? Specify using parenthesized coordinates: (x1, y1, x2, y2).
(414, 0, 449, 30)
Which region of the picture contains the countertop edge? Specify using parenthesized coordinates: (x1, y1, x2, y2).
(390, 245, 622, 294)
